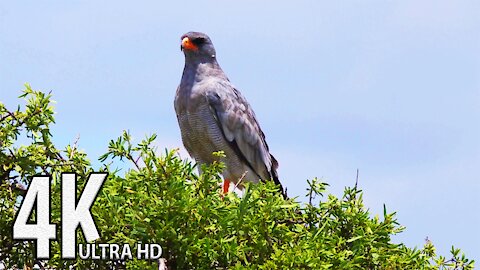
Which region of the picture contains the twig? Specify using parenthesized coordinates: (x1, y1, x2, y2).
(4, 111, 19, 123)
(47, 162, 75, 167)
(9, 109, 43, 129)
(9, 181, 27, 196)
(232, 171, 248, 192)
(354, 169, 359, 190)
(34, 260, 45, 270)
(8, 148, 17, 160)
(127, 153, 141, 171)
(135, 155, 142, 166)
(0, 113, 11, 123)
(70, 134, 80, 159)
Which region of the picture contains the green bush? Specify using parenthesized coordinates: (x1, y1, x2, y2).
(0, 85, 474, 269)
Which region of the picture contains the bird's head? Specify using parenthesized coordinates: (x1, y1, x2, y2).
(180, 32, 216, 62)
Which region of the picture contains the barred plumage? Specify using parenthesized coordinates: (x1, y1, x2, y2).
(175, 32, 285, 198)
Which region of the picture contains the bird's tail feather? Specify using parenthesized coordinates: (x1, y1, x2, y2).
(270, 154, 287, 199)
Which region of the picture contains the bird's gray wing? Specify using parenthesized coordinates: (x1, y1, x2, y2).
(205, 83, 281, 186)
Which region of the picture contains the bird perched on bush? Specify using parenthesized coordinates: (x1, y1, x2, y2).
(174, 31, 286, 198)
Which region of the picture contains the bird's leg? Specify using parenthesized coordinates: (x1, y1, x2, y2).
(223, 179, 231, 194)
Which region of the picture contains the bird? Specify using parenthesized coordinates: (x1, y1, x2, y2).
(174, 32, 287, 198)
(175, 31, 286, 199)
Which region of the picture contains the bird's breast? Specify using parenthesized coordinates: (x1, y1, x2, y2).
(177, 103, 227, 164)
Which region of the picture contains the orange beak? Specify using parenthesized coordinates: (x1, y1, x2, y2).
(181, 37, 198, 51)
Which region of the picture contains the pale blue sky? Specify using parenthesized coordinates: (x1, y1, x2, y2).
(1, 1, 479, 260)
